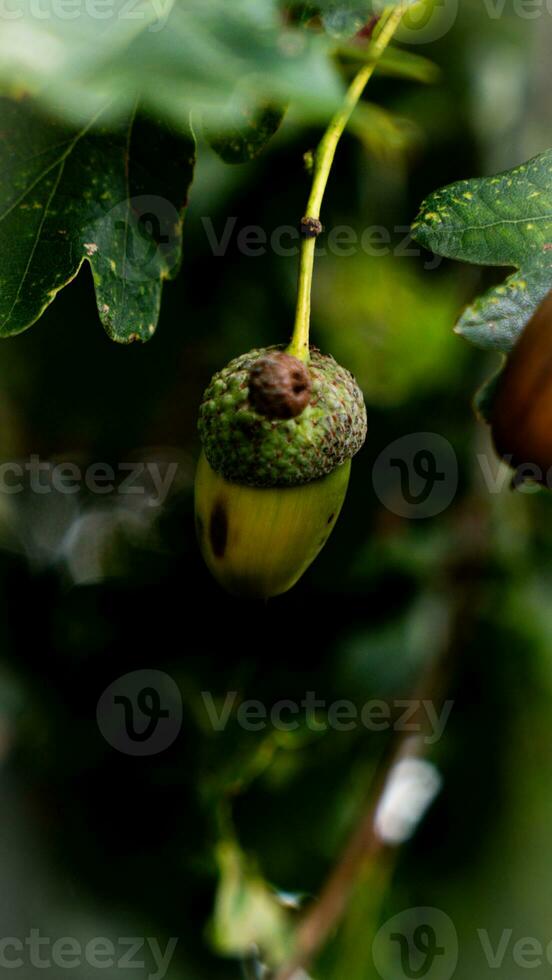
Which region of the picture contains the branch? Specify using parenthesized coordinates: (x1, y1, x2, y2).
(274, 518, 489, 980)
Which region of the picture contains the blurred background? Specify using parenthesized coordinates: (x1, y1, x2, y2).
(1, 1, 552, 977)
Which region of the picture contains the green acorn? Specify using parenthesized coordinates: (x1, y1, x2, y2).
(195, 346, 367, 598)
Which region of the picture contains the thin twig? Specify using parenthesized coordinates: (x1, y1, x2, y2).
(273, 667, 446, 980)
(287, 3, 408, 362)
(274, 515, 489, 980)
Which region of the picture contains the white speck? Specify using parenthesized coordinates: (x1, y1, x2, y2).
(374, 756, 442, 845)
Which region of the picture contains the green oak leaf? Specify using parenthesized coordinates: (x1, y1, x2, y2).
(205, 101, 287, 165)
(0, 0, 342, 133)
(212, 840, 291, 964)
(0, 99, 195, 342)
(411, 150, 552, 352)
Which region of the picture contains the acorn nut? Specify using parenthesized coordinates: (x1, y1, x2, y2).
(195, 346, 367, 598)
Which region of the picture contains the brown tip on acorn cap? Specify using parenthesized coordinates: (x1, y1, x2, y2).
(248, 352, 312, 420)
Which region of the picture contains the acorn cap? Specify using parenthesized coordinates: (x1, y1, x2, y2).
(198, 346, 367, 488)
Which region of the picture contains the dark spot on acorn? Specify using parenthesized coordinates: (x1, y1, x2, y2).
(327, 513, 335, 524)
(248, 352, 312, 420)
(210, 500, 228, 559)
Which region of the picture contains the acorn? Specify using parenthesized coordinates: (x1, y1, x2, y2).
(195, 346, 367, 598)
(490, 289, 552, 483)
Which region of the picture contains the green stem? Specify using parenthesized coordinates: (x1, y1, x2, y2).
(287, 3, 408, 362)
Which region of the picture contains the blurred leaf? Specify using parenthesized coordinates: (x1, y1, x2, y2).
(349, 102, 420, 160)
(335, 593, 450, 696)
(211, 840, 292, 964)
(313, 255, 462, 406)
(411, 149, 552, 352)
(319, 0, 429, 40)
(0, 0, 343, 132)
(321, 3, 375, 39)
(319, 0, 417, 39)
(206, 100, 287, 164)
(338, 42, 440, 83)
(473, 366, 504, 424)
(318, 0, 413, 7)
(0, 99, 195, 341)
